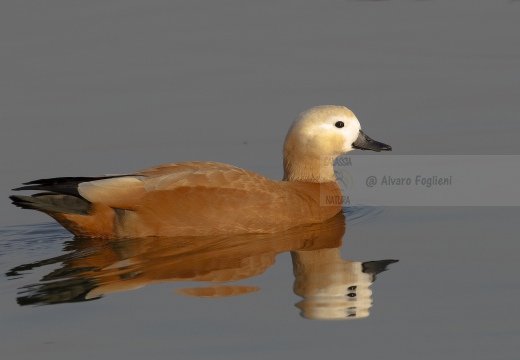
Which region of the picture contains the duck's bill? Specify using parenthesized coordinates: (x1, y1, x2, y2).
(352, 130, 392, 152)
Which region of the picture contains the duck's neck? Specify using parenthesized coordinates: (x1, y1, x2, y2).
(283, 155, 336, 182)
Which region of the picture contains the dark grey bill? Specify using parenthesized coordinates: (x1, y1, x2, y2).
(352, 130, 392, 152)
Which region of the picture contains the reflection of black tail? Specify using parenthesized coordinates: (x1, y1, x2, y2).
(9, 193, 91, 215)
(17, 278, 101, 306)
(6, 253, 70, 277)
(6, 245, 103, 306)
(362, 259, 399, 281)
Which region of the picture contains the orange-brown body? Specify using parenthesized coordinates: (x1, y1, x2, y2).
(17, 162, 342, 238)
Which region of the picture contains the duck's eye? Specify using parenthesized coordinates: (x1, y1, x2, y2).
(335, 121, 344, 128)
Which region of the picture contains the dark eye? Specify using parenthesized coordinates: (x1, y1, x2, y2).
(335, 121, 344, 128)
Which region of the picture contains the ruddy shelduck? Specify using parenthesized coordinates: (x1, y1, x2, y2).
(10, 105, 391, 237)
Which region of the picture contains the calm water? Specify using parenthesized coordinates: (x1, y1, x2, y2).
(2, 207, 519, 359)
(2, 1, 520, 359)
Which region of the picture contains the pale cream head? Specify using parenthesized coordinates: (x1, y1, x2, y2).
(283, 105, 362, 182)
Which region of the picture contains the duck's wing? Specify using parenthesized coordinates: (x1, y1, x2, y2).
(77, 176, 148, 209)
(77, 162, 277, 210)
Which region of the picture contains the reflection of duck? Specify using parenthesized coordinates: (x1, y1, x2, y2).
(8, 212, 397, 320)
(10, 105, 391, 238)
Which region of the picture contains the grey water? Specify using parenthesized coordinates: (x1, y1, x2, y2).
(1, 1, 520, 359)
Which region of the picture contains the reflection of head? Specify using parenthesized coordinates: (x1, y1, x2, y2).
(292, 249, 397, 320)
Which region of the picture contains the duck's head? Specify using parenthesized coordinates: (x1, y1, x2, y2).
(283, 105, 391, 182)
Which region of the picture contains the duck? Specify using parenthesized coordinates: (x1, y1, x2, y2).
(10, 105, 391, 238)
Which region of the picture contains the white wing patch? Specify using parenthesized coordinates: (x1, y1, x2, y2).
(78, 177, 146, 205)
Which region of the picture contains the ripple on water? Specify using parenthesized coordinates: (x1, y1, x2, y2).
(0, 222, 71, 255)
(343, 205, 385, 226)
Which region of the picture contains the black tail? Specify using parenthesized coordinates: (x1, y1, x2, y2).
(12, 175, 127, 197)
(10, 193, 91, 215)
